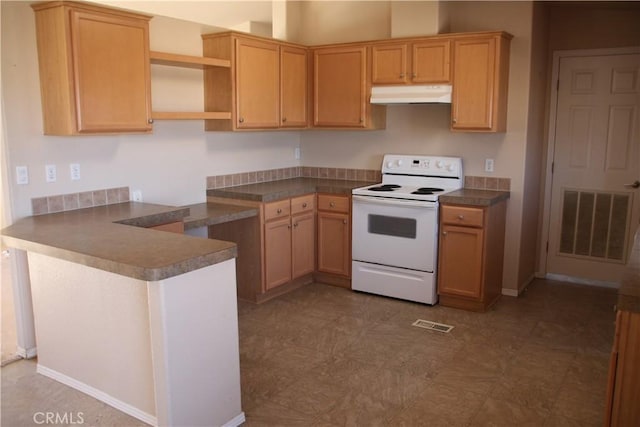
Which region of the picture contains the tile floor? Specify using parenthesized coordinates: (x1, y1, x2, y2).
(1, 279, 616, 426)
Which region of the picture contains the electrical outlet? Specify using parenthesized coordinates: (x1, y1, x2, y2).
(132, 190, 143, 202)
(485, 158, 495, 173)
(70, 163, 81, 180)
(294, 147, 301, 160)
(45, 164, 57, 183)
(16, 166, 29, 185)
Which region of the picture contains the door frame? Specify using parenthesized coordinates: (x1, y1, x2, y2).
(539, 46, 640, 285)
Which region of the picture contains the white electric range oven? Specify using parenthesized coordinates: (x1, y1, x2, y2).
(351, 154, 463, 304)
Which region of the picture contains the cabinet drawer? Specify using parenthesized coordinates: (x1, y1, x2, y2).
(318, 194, 350, 214)
(441, 205, 484, 227)
(264, 199, 291, 221)
(291, 194, 315, 215)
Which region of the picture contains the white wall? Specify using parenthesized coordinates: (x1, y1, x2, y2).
(1, 1, 301, 220)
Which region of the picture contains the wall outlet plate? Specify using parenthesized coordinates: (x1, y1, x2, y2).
(16, 166, 29, 185)
(70, 163, 81, 180)
(132, 190, 143, 202)
(485, 158, 495, 173)
(45, 164, 56, 182)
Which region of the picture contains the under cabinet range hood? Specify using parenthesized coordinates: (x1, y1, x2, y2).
(370, 84, 452, 104)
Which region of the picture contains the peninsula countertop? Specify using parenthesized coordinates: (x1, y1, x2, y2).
(1, 202, 237, 281)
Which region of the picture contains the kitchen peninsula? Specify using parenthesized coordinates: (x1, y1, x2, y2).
(1, 202, 247, 427)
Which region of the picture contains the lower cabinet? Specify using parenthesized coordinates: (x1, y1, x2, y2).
(316, 193, 351, 287)
(148, 221, 184, 234)
(264, 194, 315, 291)
(437, 201, 506, 311)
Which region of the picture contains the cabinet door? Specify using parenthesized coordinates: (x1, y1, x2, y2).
(412, 40, 451, 83)
(280, 46, 308, 128)
(313, 46, 367, 127)
(451, 37, 496, 131)
(70, 9, 151, 133)
(317, 211, 350, 276)
(371, 43, 409, 85)
(438, 224, 484, 298)
(264, 216, 292, 290)
(236, 38, 280, 129)
(292, 212, 315, 279)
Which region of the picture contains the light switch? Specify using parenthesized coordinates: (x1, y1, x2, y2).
(485, 159, 495, 173)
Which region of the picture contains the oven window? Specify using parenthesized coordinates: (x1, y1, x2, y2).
(368, 214, 417, 239)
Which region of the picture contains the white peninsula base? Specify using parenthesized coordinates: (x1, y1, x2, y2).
(27, 252, 244, 427)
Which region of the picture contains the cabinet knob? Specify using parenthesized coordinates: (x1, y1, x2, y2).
(277, 208, 282, 214)
(239, 117, 245, 123)
(452, 118, 457, 124)
(343, 219, 347, 225)
(442, 231, 448, 236)
(458, 215, 464, 220)
(359, 118, 364, 123)
(148, 118, 154, 124)
(282, 117, 287, 123)
(399, 73, 405, 78)
(412, 73, 417, 78)
(288, 224, 291, 229)
(302, 202, 307, 208)
(293, 222, 298, 228)
(330, 202, 335, 207)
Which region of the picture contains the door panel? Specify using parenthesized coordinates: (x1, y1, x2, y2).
(547, 53, 640, 283)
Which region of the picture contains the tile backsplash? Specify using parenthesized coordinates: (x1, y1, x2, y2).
(464, 176, 511, 191)
(31, 187, 130, 216)
(207, 166, 381, 189)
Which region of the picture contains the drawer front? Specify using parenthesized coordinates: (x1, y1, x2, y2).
(291, 194, 315, 215)
(264, 199, 291, 221)
(318, 194, 350, 214)
(441, 205, 484, 227)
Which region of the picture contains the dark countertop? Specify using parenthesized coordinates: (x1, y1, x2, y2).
(207, 177, 375, 203)
(618, 226, 640, 313)
(182, 202, 259, 230)
(1, 202, 237, 282)
(439, 189, 511, 206)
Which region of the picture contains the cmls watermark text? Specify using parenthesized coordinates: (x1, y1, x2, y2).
(33, 412, 84, 425)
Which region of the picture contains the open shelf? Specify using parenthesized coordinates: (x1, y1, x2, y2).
(151, 112, 232, 120)
(150, 51, 230, 69)
(149, 51, 232, 121)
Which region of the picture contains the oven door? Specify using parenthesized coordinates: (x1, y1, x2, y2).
(352, 195, 438, 272)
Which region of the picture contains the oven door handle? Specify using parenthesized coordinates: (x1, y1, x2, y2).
(352, 195, 438, 209)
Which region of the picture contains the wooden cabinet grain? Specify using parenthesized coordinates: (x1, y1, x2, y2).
(438, 202, 507, 311)
(451, 33, 511, 132)
(371, 39, 451, 85)
(263, 195, 315, 291)
(316, 194, 351, 285)
(605, 310, 640, 426)
(32, 1, 152, 135)
(312, 45, 385, 129)
(202, 32, 308, 131)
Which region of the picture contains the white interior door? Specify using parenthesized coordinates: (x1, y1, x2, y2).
(547, 52, 640, 284)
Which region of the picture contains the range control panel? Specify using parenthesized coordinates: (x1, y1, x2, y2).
(381, 154, 463, 179)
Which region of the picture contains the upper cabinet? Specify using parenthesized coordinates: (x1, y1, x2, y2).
(451, 32, 512, 132)
(312, 45, 386, 129)
(202, 32, 308, 131)
(32, 1, 152, 135)
(371, 39, 451, 85)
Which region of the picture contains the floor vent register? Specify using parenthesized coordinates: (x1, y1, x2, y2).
(412, 319, 454, 333)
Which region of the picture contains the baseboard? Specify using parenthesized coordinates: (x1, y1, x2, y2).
(545, 273, 619, 289)
(36, 364, 157, 426)
(223, 412, 246, 427)
(16, 346, 37, 359)
(501, 288, 518, 297)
